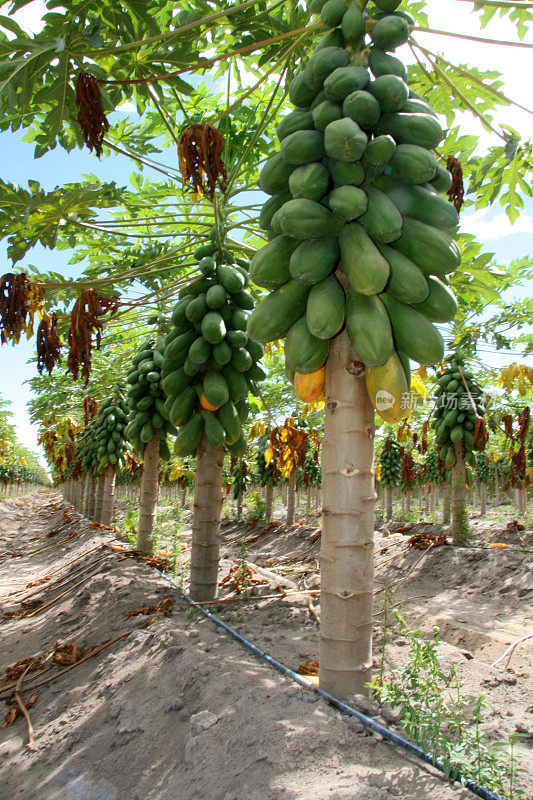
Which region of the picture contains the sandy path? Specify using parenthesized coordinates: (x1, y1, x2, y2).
(0, 491, 530, 800)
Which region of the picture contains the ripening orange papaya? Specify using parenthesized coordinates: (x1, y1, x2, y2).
(294, 366, 325, 402)
(200, 393, 220, 412)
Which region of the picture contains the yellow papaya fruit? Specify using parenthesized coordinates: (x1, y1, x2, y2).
(365, 352, 410, 422)
(294, 367, 325, 402)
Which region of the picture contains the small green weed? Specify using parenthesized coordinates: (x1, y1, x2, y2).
(120, 509, 138, 545)
(236, 539, 252, 598)
(369, 608, 524, 799)
(246, 489, 266, 521)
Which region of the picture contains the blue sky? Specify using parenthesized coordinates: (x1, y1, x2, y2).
(0, 0, 532, 468)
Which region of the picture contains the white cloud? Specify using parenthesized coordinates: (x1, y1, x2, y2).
(460, 207, 533, 240)
(117, 101, 136, 113)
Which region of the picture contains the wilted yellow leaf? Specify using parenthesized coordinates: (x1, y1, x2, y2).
(498, 363, 533, 395)
(264, 446, 274, 467)
(411, 373, 428, 397)
(248, 421, 266, 440)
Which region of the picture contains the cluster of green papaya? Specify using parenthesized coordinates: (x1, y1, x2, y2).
(475, 451, 490, 483)
(432, 353, 485, 468)
(74, 419, 98, 478)
(425, 448, 447, 485)
(231, 459, 248, 501)
(247, 0, 461, 421)
(379, 433, 401, 486)
(125, 336, 175, 461)
(161, 240, 266, 457)
(300, 448, 322, 488)
(91, 391, 130, 474)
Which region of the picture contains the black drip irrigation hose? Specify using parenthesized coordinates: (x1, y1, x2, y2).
(153, 569, 504, 800)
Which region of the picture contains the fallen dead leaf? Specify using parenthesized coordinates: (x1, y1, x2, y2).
(219, 565, 267, 594)
(3, 656, 43, 683)
(298, 658, 319, 676)
(1, 692, 39, 729)
(123, 595, 174, 618)
(408, 533, 447, 550)
(52, 641, 84, 666)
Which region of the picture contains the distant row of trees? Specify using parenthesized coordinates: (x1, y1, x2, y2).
(0, 393, 50, 490)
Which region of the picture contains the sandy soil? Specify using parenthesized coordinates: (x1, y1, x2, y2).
(0, 490, 531, 800)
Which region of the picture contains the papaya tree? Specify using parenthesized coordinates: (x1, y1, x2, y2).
(230, 457, 249, 519)
(246, 0, 468, 693)
(431, 351, 488, 543)
(475, 451, 490, 516)
(254, 435, 279, 521)
(264, 417, 308, 525)
(89, 386, 130, 525)
(299, 441, 322, 514)
(502, 406, 531, 517)
(160, 232, 267, 599)
(126, 330, 175, 554)
(378, 430, 401, 520)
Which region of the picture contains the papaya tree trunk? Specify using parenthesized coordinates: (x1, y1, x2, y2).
(237, 485, 243, 519)
(306, 487, 311, 515)
(85, 477, 95, 519)
(181, 485, 188, 506)
(494, 466, 500, 505)
(101, 467, 116, 526)
(94, 475, 105, 522)
(405, 489, 411, 514)
(189, 436, 224, 601)
(320, 330, 375, 698)
(286, 470, 296, 525)
(520, 486, 527, 516)
(282, 483, 287, 507)
(452, 445, 469, 545)
(265, 483, 274, 521)
(479, 481, 487, 516)
(442, 481, 451, 525)
(385, 486, 393, 521)
(136, 435, 160, 556)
